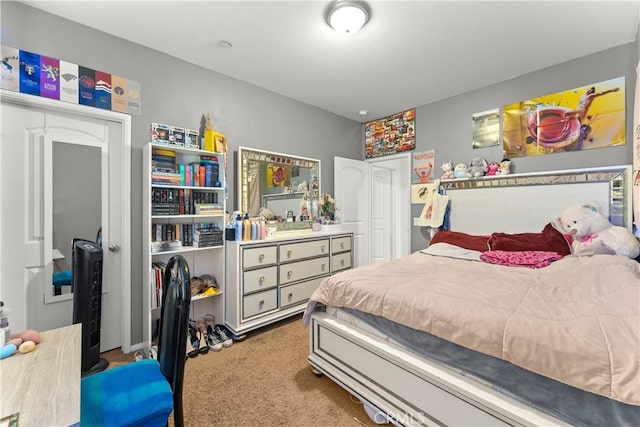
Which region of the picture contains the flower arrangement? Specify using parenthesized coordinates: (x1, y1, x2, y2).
(318, 193, 337, 223)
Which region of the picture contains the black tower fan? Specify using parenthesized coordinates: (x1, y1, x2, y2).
(72, 238, 109, 376)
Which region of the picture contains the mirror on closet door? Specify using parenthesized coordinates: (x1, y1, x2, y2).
(237, 147, 320, 227)
(48, 141, 102, 301)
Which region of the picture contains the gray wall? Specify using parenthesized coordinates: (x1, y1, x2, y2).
(408, 43, 636, 251)
(1, 2, 361, 345)
(2, 2, 637, 343)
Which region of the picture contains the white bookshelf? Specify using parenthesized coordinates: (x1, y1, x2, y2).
(142, 142, 227, 350)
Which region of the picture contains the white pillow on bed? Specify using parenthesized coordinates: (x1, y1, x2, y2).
(420, 242, 482, 261)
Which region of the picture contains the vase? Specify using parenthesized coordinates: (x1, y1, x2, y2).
(321, 213, 334, 224)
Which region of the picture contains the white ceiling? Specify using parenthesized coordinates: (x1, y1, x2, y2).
(20, 0, 640, 122)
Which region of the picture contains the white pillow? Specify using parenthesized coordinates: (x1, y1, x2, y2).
(420, 242, 482, 261)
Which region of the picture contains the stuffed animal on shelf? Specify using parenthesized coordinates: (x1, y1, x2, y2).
(467, 157, 488, 179)
(497, 158, 512, 175)
(453, 163, 468, 179)
(440, 161, 455, 180)
(485, 161, 500, 176)
(296, 180, 309, 193)
(555, 203, 640, 258)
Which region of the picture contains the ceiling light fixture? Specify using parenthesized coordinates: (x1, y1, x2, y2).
(326, 1, 370, 34)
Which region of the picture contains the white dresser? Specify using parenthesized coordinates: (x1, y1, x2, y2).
(225, 231, 353, 336)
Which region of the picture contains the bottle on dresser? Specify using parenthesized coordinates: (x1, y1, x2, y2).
(234, 214, 242, 241)
(251, 219, 259, 240)
(259, 217, 266, 240)
(243, 213, 251, 241)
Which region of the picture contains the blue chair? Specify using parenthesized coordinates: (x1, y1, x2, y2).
(81, 255, 191, 426)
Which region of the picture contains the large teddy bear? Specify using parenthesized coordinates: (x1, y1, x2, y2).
(555, 203, 640, 259)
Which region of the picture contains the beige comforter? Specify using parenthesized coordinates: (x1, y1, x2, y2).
(305, 252, 640, 405)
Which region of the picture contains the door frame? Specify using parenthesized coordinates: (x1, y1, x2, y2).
(1, 89, 132, 352)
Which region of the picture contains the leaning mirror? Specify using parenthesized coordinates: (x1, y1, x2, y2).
(49, 141, 102, 301)
(237, 147, 320, 229)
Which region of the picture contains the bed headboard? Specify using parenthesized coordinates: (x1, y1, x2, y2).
(442, 165, 631, 235)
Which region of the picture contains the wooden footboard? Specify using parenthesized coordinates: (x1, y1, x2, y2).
(308, 312, 568, 427)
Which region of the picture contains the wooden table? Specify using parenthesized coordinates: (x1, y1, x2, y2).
(0, 323, 81, 426)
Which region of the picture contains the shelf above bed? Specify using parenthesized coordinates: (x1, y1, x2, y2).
(438, 165, 632, 235)
(440, 164, 629, 190)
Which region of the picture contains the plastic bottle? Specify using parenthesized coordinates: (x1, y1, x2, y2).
(260, 217, 267, 240)
(251, 219, 257, 240)
(0, 302, 10, 346)
(234, 214, 242, 241)
(243, 213, 251, 241)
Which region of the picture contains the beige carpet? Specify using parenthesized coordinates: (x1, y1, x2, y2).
(103, 314, 388, 427)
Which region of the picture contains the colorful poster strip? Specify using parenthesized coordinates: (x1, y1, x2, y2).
(1, 45, 141, 115)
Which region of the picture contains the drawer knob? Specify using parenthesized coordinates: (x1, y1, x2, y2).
(287, 250, 292, 257)
(288, 292, 293, 299)
(341, 259, 345, 266)
(287, 271, 292, 277)
(259, 276, 265, 283)
(321, 264, 326, 271)
(321, 245, 326, 252)
(259, 300, 265, 305)
(258, 254, 264, 261)
(340, 242, 344, 249)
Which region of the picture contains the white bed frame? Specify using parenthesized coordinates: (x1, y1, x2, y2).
(308, 165, 633, 426)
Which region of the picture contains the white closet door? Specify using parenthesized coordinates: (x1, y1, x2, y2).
(371, 165, 393, 263)
(1, 102, 125, 352)
(334, 156, 371, 267)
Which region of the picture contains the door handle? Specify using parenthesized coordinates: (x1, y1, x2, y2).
(109, 244, 120, 252)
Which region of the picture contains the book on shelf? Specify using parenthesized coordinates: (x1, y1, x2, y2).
(192, 240, 222, 248)
(152, 171, 181, 182)
(195, 203, 224, 215)
(199, 165, 206, 188)
(189, 162, 200, 187)
(150, 261, 167, 308)
(179, 164, 186, 186)
(150, 239, 183, 253)
(185, 164, 192, 187)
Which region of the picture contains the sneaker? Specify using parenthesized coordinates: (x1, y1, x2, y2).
(214, 324, 234, 348)
(203, 314, 223, 351)
(206, 329, 223, 352)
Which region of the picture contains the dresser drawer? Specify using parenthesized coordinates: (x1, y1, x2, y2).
(243, 246, 277, 269)
(279, 256, 329, 285)
(279, 239, 329, 262)
(332, 251, 352, 272)
(280, 276, 325, 308)
(243, 289, 278, 319)
(243, 266, 277, 294)
(332, 236, 351, 253)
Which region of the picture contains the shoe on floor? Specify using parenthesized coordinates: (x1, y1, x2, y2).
(203, 314, 222, 351)
(196, 318, 209, 355)
(186, 322, 200, 358)
(214, 324, 233, 348)
(206, 329, 223, 352)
